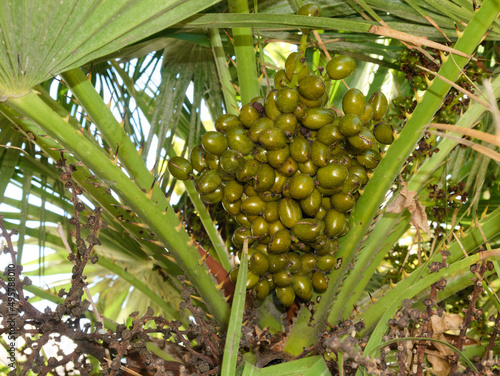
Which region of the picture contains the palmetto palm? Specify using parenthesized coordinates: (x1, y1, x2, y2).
(1, 0, 499, 374)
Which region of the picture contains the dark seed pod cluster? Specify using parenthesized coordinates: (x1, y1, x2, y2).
(168, 52, 393, 307)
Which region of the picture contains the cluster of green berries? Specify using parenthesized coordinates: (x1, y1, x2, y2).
(167, 49, 396, 307)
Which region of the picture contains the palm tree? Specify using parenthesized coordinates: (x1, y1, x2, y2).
(1, 0, 499, 374)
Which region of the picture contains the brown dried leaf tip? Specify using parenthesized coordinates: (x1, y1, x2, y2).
(427, 313, 463, 376)
(386, 181, 430, 234)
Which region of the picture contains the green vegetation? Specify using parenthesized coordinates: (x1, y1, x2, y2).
(0, 1, 499, 375)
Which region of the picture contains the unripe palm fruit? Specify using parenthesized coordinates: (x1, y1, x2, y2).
(311, 235, 329, 251)
(317, 254, 336, 272)
(292, 274, 313, 300)
(286, 252, 302, 273)
(251, 217, 270, 243)
(301, 108, 336, 130)
(239, 105, 261, 128)
(293, 102, 308, 121)
(273, 270, 293, 287)
(275, 113, 298, 135)
(265, 90, 282, 121)
(360, 103, 373, 124)
(312, 271, 329, 292)
(232, 227, 254, 249)
(299, 94, 322, 108)
(300, 253, 317, 274)
(250, 96, 266, 106)
(190, 145, 206, 173)
(369, 91, 389, 120)
(285, 52, 310, 81)
(241, 195, 266, 216)
(297, 3, 322, 17)
(311, 140, 331, 167)
(331, 192, 356, 212)
(263, 201, 280, 223)
(235, 213, 253, 229)
(278, 198, 303, 228)
(349, 162, 368, 185)
(289, 136, 310, 163)
(297, 3, 322, 34)
(342, 88, 366, 116)
(292, 218, 325, 243)
(324, 209, 347, 238)
(205, 152, 220, 170)
(229, 267, 239, 284)
(268, 229, 292, 253)
(202, 131, 228, 155)
(373, 122, 394, 144)
(222, 198, 241, 216)
(244, 181, 258, 197)
(253, 145, 268, 163)
(216, 114, 242, 133)
(299, 74, 326, 100)
(274, 69, 289, 90)
(288, 173, 315, 200)
(255, 163, 276, 192)
(357, 149, 381, 169)
(226, 126, 255, 155)
(300, 188, 322, 217)
(298, 159, 319, 176)
(330, 152, 352, 168)
(267, 146, 290, 169)
(268, 253, 288, 273)
(200, 187, 223, 204)
(259, 190, 281, 203)
(195, 169, 222, 194)
(326, 55, 356, 80)
(339, 114, 363, 137)
(220, 149, 244, 174)
(236, 159, 260, 183)
(276, 87, 300, 113)
(168, 156, 193, 181)
(270, 172, 287, 194)
(276, 285, 295, 307)
(316, 123, 343, 146)
(249, 117, 274, 143)
(255, 279, 271, 300)
(249, 251, 269, 276)
(259, 127, 287, 151)
(316, 163, 349, 189)
(347, 126, 376, 151)
(276, 156, 299, 177)
(246, 271, 260, 290)
(223, 179, 244, 202)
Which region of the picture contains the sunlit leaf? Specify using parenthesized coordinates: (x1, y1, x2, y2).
(0, 0, 221, 96)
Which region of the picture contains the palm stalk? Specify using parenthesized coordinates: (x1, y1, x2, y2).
(328, 73, 500, 324)
(109, 62, 232, 271)
(208, 28, 240, 115)
(5, 91, 231, 329)
(284, 0, 500, 354)
(0, 103, 181, 276)
(228, 0, 261, 104)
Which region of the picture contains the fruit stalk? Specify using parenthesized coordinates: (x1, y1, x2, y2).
(5, 91, 232, 330)
(284, 0, 500, 354)
(228, 0, 261, 104)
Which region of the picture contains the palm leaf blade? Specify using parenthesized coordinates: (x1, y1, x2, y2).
(0, 0, 221, 95)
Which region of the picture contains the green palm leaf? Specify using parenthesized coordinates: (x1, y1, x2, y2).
(0, 0, 221, 96)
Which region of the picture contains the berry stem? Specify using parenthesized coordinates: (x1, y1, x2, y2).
(288, 33, 309, 88)
(228, 0, 261, 104)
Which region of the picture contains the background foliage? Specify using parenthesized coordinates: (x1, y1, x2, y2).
(0, 0, 499, 375)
